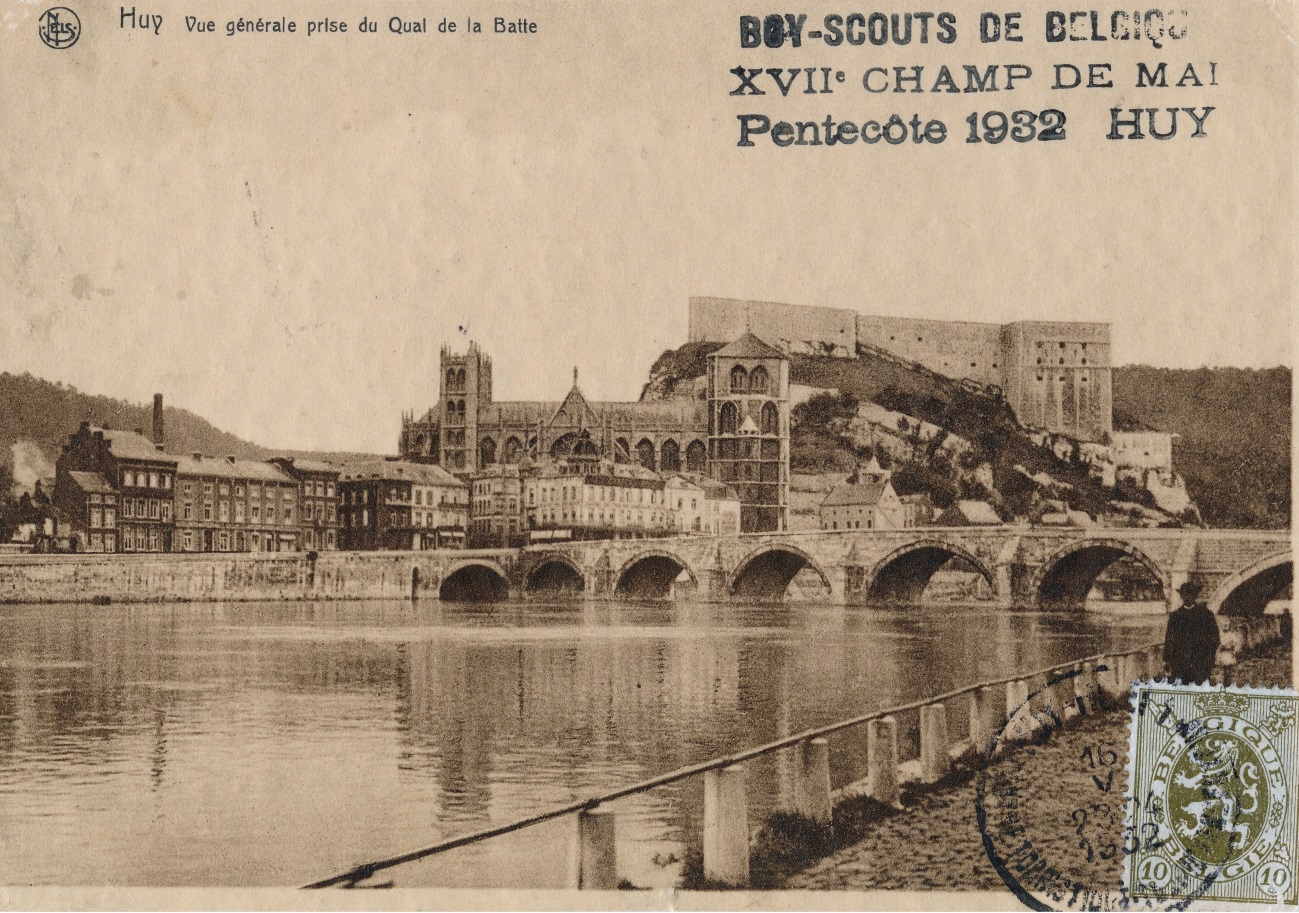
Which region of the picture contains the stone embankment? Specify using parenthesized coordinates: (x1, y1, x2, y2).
(780, 637, 1293, 893)
(0, 550, 508, 604)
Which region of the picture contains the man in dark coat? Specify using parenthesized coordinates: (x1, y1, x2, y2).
(1163, 581, 1220, 684)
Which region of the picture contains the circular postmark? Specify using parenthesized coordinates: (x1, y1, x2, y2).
(974, 667, 1222, 910)
(37, 7, 81, 49)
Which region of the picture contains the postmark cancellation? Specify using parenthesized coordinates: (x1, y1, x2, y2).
(1125, 681, 1297, 906)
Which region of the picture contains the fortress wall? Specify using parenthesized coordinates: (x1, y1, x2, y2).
(689, 297, 857, 355)
(855, 315, 1005, 386)
(688, 297, 1115, 441)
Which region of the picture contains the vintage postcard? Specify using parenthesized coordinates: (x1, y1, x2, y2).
(0, 0, 1293, 908)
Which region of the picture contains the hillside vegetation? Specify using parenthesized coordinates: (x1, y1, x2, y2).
(1113, 366, 1290, 529)
(0, 372, 382, 491)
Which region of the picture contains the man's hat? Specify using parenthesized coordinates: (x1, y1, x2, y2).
(1178, 581, 1202, 600)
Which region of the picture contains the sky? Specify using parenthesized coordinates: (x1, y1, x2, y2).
(1, 0, 1293, 452)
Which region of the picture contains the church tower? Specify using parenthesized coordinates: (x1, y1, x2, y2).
(707, 333, 789, 532)
(439, 342, 492, 472)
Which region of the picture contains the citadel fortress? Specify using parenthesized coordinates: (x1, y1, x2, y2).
(688, 297, 1113, 443)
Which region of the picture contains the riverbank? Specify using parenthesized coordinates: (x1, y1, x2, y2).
(782, 640, 1294, 892)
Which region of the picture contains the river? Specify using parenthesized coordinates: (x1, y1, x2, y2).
(0, 598, 1163, 888)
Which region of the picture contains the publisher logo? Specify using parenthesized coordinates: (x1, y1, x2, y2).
(38, 7, 80, 49)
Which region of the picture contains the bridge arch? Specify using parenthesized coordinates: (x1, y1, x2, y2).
(866, 539, 996, 603)
(1031, 539, 1165, 610)
(439, 559, 510, 603)
(730, 544, 831, 600)
(614, 550, 698, 600)
(524, 555, 587, 596)
(1208, 552, 1292, 617)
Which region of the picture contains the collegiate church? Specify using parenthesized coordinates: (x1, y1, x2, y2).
(399, 335, 792, 531)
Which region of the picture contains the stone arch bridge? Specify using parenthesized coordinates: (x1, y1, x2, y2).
(422, 527, 1291, 616)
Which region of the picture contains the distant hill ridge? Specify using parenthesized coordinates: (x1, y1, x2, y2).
(0, 372, 382, 489)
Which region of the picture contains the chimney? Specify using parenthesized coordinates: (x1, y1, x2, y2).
(152, 394, 164, 446)
(193, 452, 202, 461)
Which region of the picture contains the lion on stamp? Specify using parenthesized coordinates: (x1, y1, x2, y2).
(1126, 682, 1297, 906)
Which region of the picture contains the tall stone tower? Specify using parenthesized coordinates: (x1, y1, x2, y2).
(706, 333, 789, 532)
(438, 342, 493, 472)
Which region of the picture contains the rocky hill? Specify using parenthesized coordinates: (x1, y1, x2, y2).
(643, 345, 1291, 529)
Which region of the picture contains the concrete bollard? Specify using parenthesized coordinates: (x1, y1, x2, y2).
(866, 717, 901, 808)
(1094, 657, 1115, 702)
(1038, 672, 1063, 728)
(969, 686, 1004, 758)
(1146, 645, 1163, 681)
(570, 808, 618, 890)
(1005, 679, 1034, 742)
(704, 765, 750, 887)
(920, 704, 950, 783)
(794, 738, 833, 826)
(1073, 663, 1096, 715)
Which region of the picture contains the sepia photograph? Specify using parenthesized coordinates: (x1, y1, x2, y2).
(0, 0, 1294, 907)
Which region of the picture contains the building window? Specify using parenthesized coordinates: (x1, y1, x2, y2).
(327, 504, 335, 522)
(183, 502, 192, 520)
(729, 365, 747, 392)
(183, 482, 192, 498)
(749, 365, 769, 393)
(203, 483, 213, 497)
(90, 508, 102, 528)
(219, 532, 229, 551)
(252, 505, 260, 521)
(203, 503, 213, 521)
(161, 502, 171, 521)
(104, 508, 115, 526)
(219, 502, 229, 522)
(235, 502, 245, 522)
(219, 484, 229, 497)
(719, 401, 739, 435)
(123, 500, 134, 518)
(149, 499, 159, 519)
(267, 506, 275, 522)
(284, 507, 292, 523)
(149, 472, 159, 488)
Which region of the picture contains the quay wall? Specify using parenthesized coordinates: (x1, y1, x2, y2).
(0, 551, 508, 605)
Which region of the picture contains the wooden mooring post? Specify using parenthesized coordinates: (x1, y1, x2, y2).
(703, 765, 750, 887)
(570, 808, 617, 890)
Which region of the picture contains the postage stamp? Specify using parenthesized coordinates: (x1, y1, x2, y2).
(1125, 682, 1298, 906)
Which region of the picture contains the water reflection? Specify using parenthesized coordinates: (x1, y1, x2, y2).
(0, 598, 1162, 887)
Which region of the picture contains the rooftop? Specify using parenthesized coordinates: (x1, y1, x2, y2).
(710, 332, 785, 361)
(821, 481, 890, 508)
